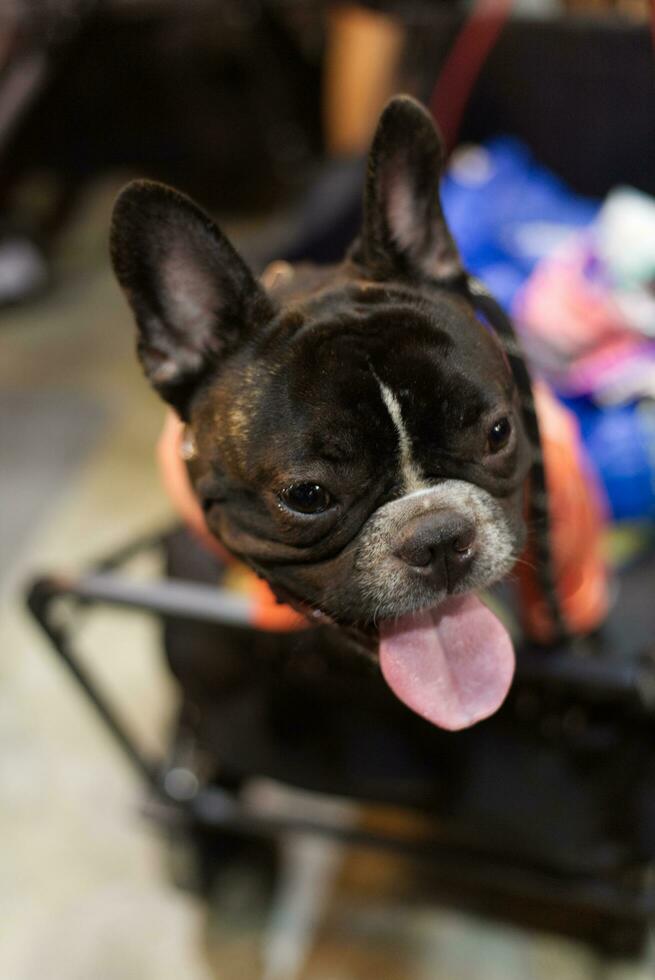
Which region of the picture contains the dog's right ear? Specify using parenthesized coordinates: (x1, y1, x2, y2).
(110, 180, 274, 417)
(354, 96, 463, 283)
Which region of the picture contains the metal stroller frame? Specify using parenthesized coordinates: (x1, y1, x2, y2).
(26, 526, 655, 957)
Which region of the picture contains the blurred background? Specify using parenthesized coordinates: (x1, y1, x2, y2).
(1, 1, 655, 978)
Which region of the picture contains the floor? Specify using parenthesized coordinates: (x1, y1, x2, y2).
(1, 178, 653, 979)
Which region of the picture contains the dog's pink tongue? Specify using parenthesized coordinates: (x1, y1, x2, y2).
(379, 595, 515, 731)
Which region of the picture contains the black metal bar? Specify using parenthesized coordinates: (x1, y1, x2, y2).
(93, 526, 175, 573)
(60, 572, 255, 626)
(153, 785, 655, 919)
(26, 577, 162, 793)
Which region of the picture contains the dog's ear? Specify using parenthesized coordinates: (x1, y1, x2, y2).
(355, 95, 463, 282)
(110, 180, 274, 417)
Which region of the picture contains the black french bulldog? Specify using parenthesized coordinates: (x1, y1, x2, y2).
(110, 96, 537, 732)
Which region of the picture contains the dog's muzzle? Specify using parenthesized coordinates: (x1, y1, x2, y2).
(353, 480, 518, 622)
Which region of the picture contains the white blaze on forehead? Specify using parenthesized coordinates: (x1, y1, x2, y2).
(375, 376, 426, 493)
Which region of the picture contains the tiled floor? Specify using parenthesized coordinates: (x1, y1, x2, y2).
(1, 182, 653, 979)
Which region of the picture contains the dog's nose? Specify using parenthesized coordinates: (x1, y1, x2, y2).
(392, 510, 476, 591)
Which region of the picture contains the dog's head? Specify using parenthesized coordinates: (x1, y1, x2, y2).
(111, 97, 532, 729)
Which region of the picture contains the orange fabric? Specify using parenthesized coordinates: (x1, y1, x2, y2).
(156, 412, 233, 563)
(516, 385, 609, 642)
(249, 576, 310, 631)
(157, 413, 308, 632)
(158, 393, 609, 641)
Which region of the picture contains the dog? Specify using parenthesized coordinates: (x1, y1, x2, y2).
(110, 96, 565, 732)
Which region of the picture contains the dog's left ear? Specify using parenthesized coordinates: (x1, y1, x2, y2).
(110, 180, 274, 417)
(355, 95, 463, 282)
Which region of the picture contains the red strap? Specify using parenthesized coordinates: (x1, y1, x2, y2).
(430, 0, 513, 155)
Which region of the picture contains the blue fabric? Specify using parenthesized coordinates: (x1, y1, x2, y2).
(442, 139, 655, 522)
(560, 397, 655, 522)
(441, 138, 599, 309)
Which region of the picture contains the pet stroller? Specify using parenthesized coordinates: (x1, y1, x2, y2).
(26, 519, 655, 956)
(26, 9, 655, 958)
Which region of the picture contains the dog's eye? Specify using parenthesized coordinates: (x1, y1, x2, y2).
(280, 483, 332, 515)
(487, 417, 512, 453)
